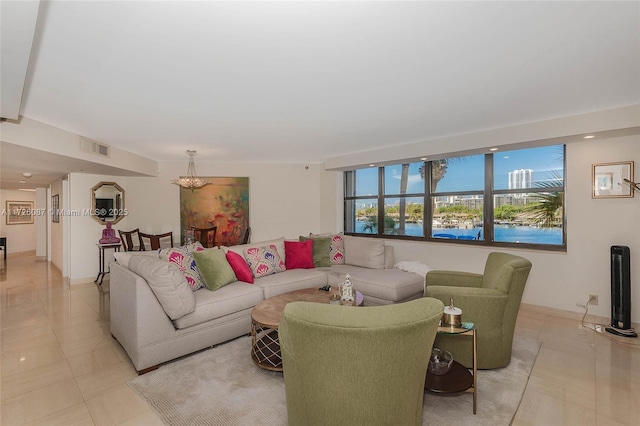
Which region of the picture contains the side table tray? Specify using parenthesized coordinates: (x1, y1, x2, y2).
(425, 322, 477, 414)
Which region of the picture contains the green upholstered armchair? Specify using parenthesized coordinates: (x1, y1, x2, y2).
(424, 252, 532, 370)
(279, 297, 444, 426)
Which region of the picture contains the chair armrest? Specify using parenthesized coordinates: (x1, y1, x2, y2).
(425, 286, 507, 325)
(425, 270, 483, 288)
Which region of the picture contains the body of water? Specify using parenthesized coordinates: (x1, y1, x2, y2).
(355, 221, 562, 245)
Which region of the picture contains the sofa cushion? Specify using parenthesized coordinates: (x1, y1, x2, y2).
(226, 250, 254, 284)
(326, 265, 424, 303)
(284, 240, 315, 269)
(173, 281, 264, 329)
(299, 236, 331, 267)
(128, 255, 196, 320)
(343, 235, 385, 269)
(158, 242, 206, 290)
(254, 269, 329, 299)
(244, 245, 286, 278)
(113, 250, 157, 268)
(193, 248, 237, 291)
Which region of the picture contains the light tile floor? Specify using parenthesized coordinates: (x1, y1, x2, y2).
(1, 254, 639, 425)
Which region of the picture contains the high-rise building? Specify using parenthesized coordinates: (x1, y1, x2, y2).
(508, 169, 533, 189)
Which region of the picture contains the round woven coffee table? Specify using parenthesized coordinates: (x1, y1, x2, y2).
(251, 287, 363, 371)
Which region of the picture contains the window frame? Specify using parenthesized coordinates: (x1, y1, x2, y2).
(343, 146, 566, 252)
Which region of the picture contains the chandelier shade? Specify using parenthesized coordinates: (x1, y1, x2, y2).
(171, 150, 210, 190)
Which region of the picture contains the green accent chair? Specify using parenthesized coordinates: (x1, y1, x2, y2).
(425, 252, 532, 369)
(279, 297, 444, 426)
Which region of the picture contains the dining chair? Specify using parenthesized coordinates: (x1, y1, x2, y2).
(191, 226, 217, 248)
(118, 228, 141, 251)
(241, 227, 251, 244)
(138, 232, 174, 251)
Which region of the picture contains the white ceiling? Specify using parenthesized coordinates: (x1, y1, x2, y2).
(1, 1, 639, 185)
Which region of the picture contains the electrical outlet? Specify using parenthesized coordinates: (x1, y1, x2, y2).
(589, 294, 598, 306)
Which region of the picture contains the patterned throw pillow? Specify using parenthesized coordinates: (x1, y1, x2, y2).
(328, 233, 345, 265)
(159, 242, 206, 290)
(243, 245, 286, 278)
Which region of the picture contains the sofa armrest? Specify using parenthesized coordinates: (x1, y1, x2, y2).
(110, 263, 179, 370)
(425, 286, 507, 326)
(425, 270, 483, 289)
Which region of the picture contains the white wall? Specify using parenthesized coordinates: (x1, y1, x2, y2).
(124, 162, 328, 241)
(0, 189, 36, 254)
(65, 163, 331, 283)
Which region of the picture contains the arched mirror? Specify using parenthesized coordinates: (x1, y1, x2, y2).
(90, 182, 125, 225)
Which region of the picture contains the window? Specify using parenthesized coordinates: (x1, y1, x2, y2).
(344, 145, 565, 250)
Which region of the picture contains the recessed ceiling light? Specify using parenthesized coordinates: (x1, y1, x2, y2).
(22, 172, 32, 178)
(583, 135, 595, 139)
(369, 164, 375, 167)
(420, 157, 428, 161)
(19, 180, 26, 184)
(489, 148, 498, 152)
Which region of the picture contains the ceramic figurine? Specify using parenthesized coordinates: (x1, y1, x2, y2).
(99, 222, 121, 244)
(340, 273, 354, 302)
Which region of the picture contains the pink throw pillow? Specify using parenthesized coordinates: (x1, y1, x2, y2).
(284, 240, 315, 270)
(226, 250, 254, 284)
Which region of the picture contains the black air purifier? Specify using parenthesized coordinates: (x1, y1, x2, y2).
(606, 246, 637, 337)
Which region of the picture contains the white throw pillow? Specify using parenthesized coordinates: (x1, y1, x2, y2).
(343, 235, 385, 269)
(128, 255, 196, 320)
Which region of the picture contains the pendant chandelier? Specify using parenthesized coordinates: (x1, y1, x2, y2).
(171, 150, 210, 190)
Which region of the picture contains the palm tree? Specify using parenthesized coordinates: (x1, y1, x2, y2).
(523, 172, 564, 227)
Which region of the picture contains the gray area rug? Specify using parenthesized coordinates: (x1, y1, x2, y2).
(128, 335, 541, 426)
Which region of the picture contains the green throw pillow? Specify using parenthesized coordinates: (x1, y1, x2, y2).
(192, 248, 237, 291)
(299, 236, 332, 267)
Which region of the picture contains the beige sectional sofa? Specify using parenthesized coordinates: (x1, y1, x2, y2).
(110, 235, 424, 373)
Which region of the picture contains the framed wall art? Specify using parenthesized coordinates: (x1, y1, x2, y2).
(592, 161, 634, 198)
(5, 201, 34, 225)
(179, 177, 249, 246)
(51, 194, 60, 223)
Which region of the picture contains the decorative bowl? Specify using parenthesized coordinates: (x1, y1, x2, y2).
(428, 348, 453, 375)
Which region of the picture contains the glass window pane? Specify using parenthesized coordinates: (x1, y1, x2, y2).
(384, 162, 426, 195)
(493, 193, 563, 245)
(494, 145, 564, 191)
(354, 167, 379, 197)
(432, 196, 483, 240)
(383, 197, 424, 237)
(353, 198, 378, 234)
(432, 155, 484, 193)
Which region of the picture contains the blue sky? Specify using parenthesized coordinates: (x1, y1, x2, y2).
(355, 145, 564, 195)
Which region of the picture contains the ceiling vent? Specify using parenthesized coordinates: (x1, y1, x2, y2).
(80, 137, 110, 158)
